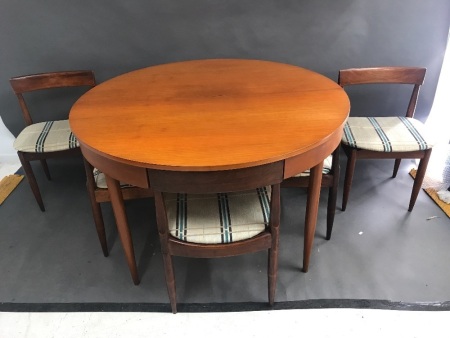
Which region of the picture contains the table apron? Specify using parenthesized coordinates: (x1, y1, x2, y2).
(284, 127, 343, 179)
(80, 126, 343, 188)
(81, 144, 150, 188)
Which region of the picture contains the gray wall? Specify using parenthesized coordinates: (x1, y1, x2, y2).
(1, 0, 449, 135)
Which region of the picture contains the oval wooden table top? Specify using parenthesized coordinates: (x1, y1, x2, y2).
(70, 59, 349, 173)
(69, 59, 350, 284)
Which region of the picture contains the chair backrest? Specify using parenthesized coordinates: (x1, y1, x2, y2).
(338, 67, 426, 118)
(10, 70, 96, 126)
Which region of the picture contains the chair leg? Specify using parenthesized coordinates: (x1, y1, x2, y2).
(268, 247, 278, 306)
(91, 201, 109, 257)
(18, 152, 45, 212)
(40, 159, 51, 180)
(268, 184, 280, 305)
(342, 149, 357, 212)
(326, 149, 340, 240)
(83, 159, 108, 257)
(153, 192, 177, 312)
(162, 253, 178, 314)
(326, 186, 337, 240)
(393, 159, 401, 178)
(409, 149, 432, 212)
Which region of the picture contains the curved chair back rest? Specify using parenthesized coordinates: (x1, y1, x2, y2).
(10, 70, 96, 93)
(338, 67, 426, 86)
(148, 161, 284, 194)
(338, 67, 426, 118)
(10, 70, 96, 126)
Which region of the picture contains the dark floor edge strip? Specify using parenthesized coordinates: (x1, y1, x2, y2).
(1, 299, 450, 313)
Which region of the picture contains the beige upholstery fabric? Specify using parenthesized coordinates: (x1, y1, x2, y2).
(163, 187, 271, 244)
(294, 155, 332, 177)
(342, 117, 435, 152)
(13, 120, 79, 153)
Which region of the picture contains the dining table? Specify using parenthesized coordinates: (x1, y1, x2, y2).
(69, 59, 350, 284)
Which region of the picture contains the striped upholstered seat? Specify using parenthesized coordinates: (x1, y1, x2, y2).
(342, 117, 435, 152)
(163, 187, 271, 244)
(13, 119, 79, 153)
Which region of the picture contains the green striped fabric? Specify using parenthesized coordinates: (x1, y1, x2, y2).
(13, 119, 79, 153)
(163, 187, 271, 244)
(342, 117, 435, 152)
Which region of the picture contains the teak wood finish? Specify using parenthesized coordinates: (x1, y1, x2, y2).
(10, 70, 96, 211)
(69, 59, 350, 286)
(148, 162, 283, 313)
(83, 158, 153, 266)
(81, 146, 153, 285)
(338, 67, 429, 212)
(281, 146, 340, 240)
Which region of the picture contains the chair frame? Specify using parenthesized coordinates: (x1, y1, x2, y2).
(148, 162, 283, 313)
(281, 147, 340, 240)
(83, 158, 154, 259)
(338, 66, 431, 212)
(10, 70, 97, 211)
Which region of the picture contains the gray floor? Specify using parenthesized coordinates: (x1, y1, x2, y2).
(1, 153, 449, 306)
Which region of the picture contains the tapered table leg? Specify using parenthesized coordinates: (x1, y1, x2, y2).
(105, 174, 140, 285)
(303, 161, 323, 273)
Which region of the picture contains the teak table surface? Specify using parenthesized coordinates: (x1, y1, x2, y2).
(70, 59, 350, 284)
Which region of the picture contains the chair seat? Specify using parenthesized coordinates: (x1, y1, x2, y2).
(342, 117, 435, 152)
(294, 155, 332, 177)
(13, 119, 79, 153)
(93, 169, 134, 189)
(163, 187, 271, 244)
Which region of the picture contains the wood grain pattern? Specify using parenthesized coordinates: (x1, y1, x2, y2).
(70, 59, 349, 172)
(69, 60, 350, 284)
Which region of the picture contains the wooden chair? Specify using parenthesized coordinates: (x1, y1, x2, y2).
(10, 70, 96, 211)
(148, 162, 283, 313)
(83, 158, 153, 258)
(281, 147, 340, 240)
(338, 67, 435, 211)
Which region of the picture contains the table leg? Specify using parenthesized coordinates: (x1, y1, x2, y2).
(302, 161, 324, 273)
(105, 174, 140, 285)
